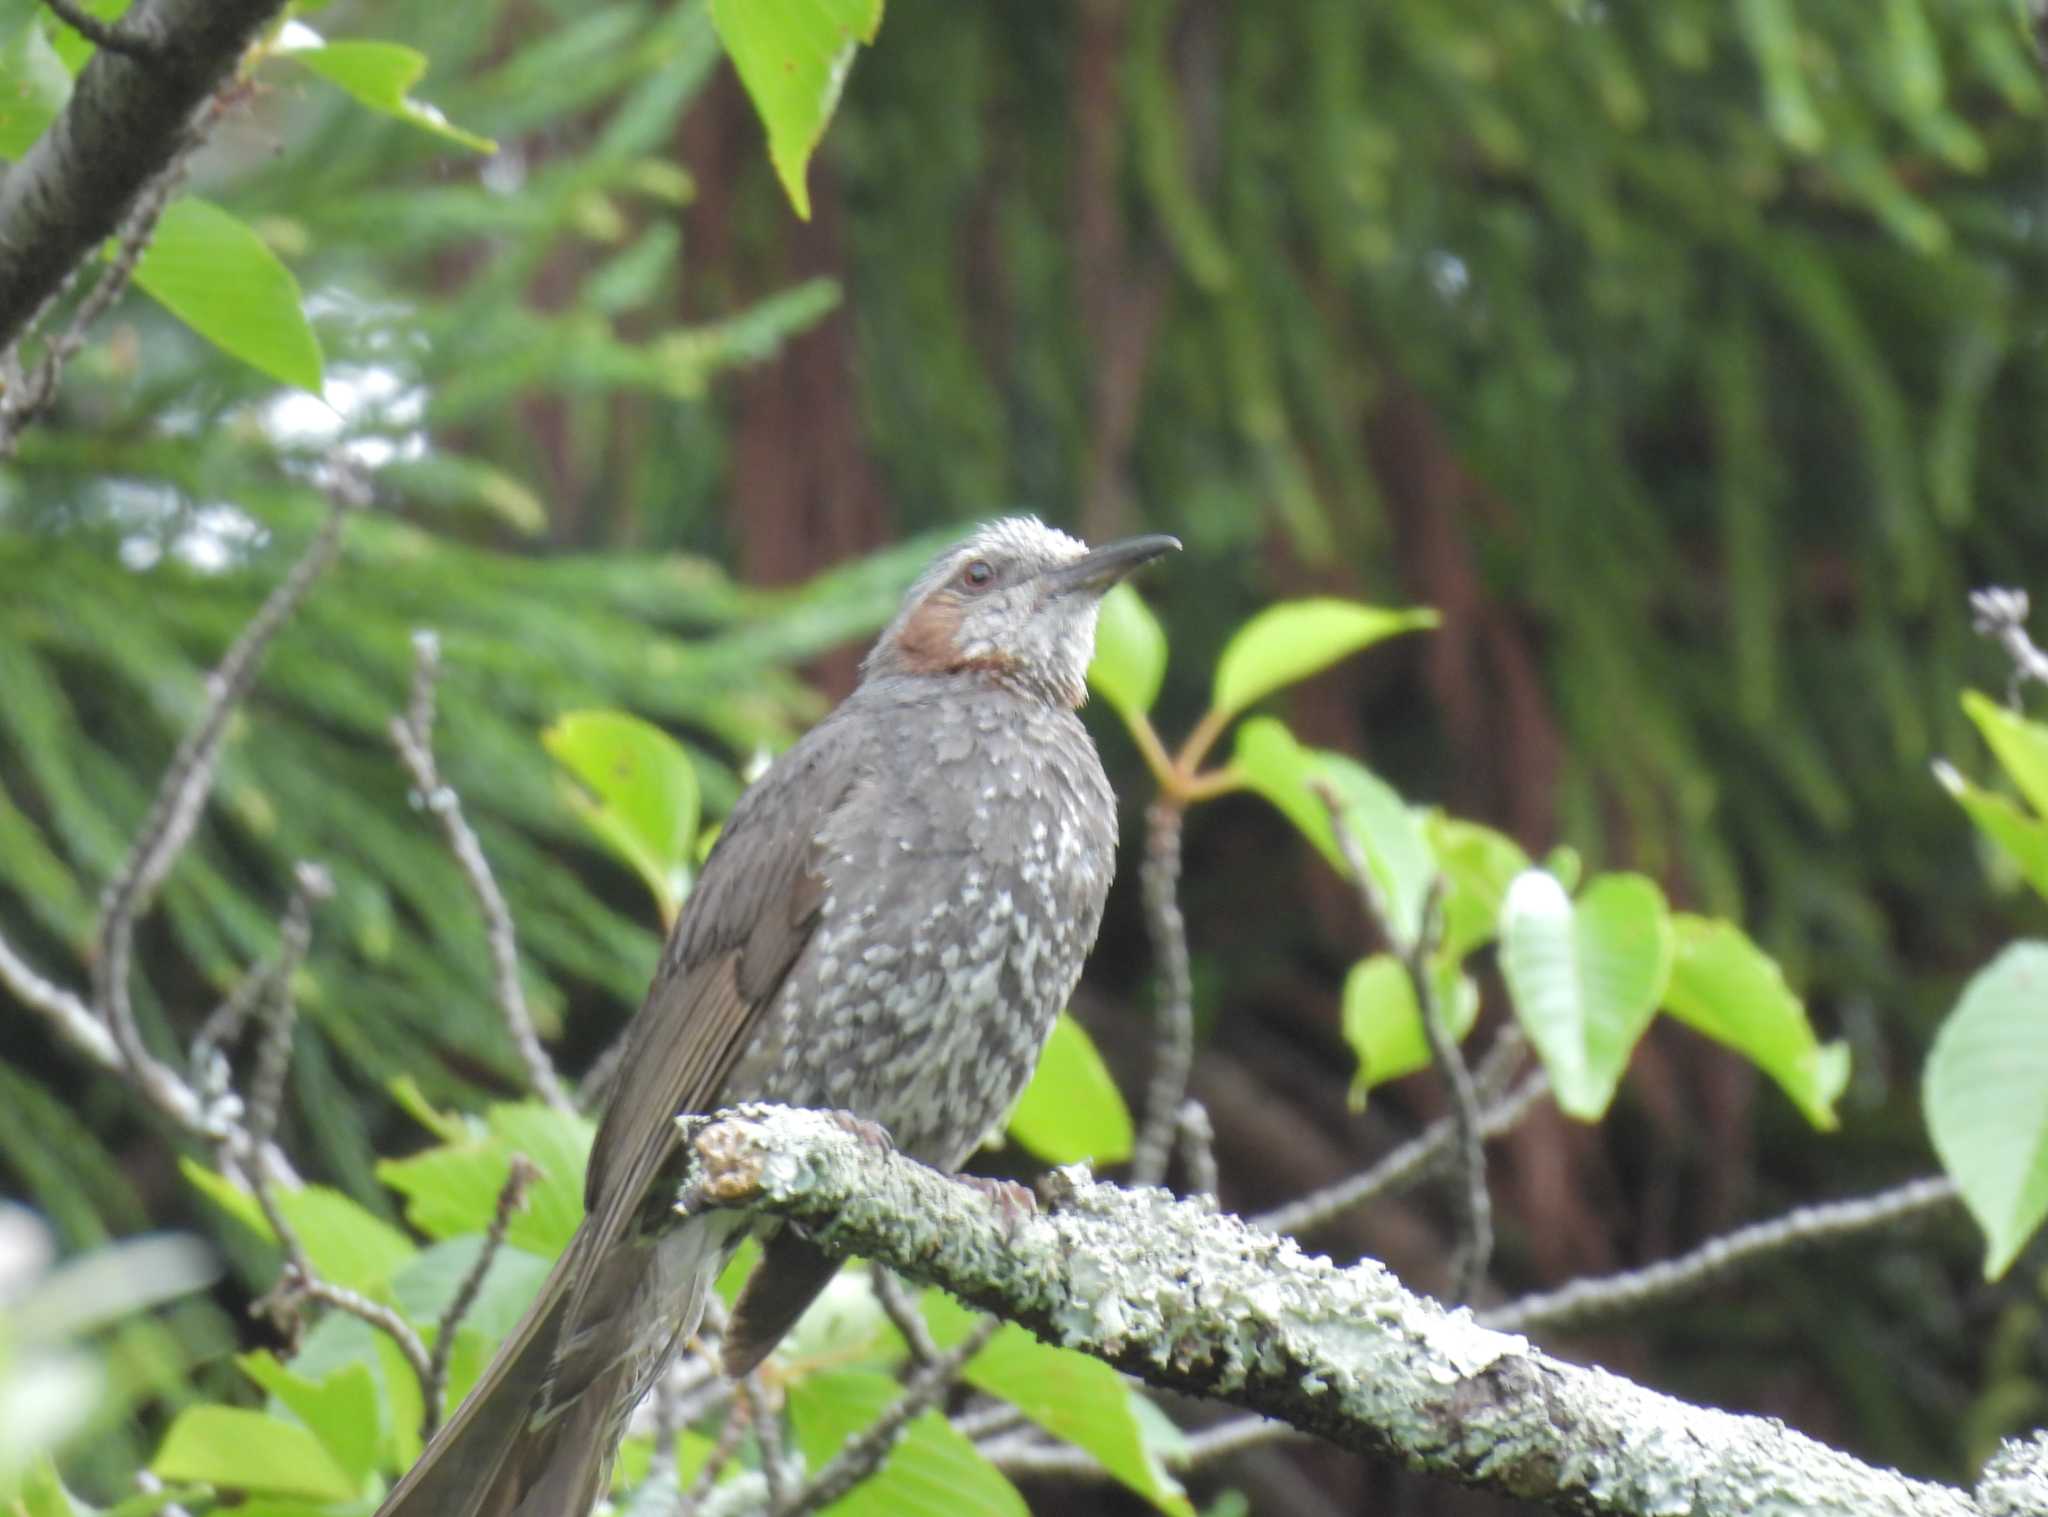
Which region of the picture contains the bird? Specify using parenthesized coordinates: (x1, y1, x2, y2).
(376, 517, 1179, 1517)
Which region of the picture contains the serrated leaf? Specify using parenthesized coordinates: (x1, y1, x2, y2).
(1962, 690, 2048, 821)
(543, 709, 699, 926)
(1662, 916, 1848, 1129)
(923, 1293, 1190, 1515)
(787, 1368, 1026, 1517)
(1938, 760, 2048, 904)
(131, 198, 323, 392)
(152, 1407, 356, 1501)
(1005, 1011, 1133, 1166)
(1088, 581, 1168, 728)
(180, 1161, 415, 1291)
(1926, 942, 2048, 1278)
(236, 1352, 379, 1487)
(387, 1237, 553, 1347)
(1210, 599, 1437, 722)
(281, 36, 495, 153)
(1234, 718, 1433, 950)
(1499, 871, 1674, 1120)
(1426, 813, 1531, 961)
(1341, 954, 1480, 1107)
(377, 1101, 590, 1257)
(709, 0, 884, 220)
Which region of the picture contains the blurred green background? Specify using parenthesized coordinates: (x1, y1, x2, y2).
(5, 0, 2048, 1511)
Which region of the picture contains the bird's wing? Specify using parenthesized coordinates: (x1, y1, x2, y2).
(577, 716, 863, 1258)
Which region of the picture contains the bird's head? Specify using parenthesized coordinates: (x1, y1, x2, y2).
(863, 517, 1180, 708)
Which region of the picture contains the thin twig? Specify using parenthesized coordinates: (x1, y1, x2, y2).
(91, 504, 351, 1129)
(1175, 1099, 1217, 1200)
(872, 1267, 940, 1366)
(422, 1156, 536, 1437)
(1251, 1067, 1549, 1237)
(982, 1410, 1304, 1476)
(1129, 799, 1193, 1188)
(950, 1399, 1029, 1443)
(390, 630, 573, 1112)
(244, 864, 331, 1151)
(36, 0, 159, 59)
(1482, 1176, 1961, 1334)
(0, 134, 187, 455)
(738, 1375, 794, 1509)
(1314, 785, 1491, 1300)
(675, 1393, 750, 1517)
(772, 1318, 1001, 1515)
(1970, 587, 2048, 707)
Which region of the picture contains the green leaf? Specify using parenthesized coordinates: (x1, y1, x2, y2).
(543, 709, 700, 925)
(1499, 871, 1674, 1120)
(1340, 954, 1480, 1108)
(1962, 690, 2048, 821)
(924, 1293, 1190, 1515)
(377, 1101, 591, 1258)
(1210, 599, 1437, 722)
(13, 1460, 82, 1517)
(0, 18, 68, 160)
(1937, 760, 2048, 904)
(387, 1238, 553, 1347)
(236, 1353, 379, 1487)
(1926, 942, 2048, 1279)
(1005, 1011, 1133, 1166)
(708, 0, 884, 221)
(787, 1368, 1027, 1517)
(152, 1406, 357, 1501)
(180, 1161, 415, 1291)
(1234, 718, 1433, 950)
(1426, 813, 1531, 962)
(1087, 581, 1168, 728)
(1662, 916, 1849, 1129)
(131, 198, 323, 392)
(281, 36, 496, 153)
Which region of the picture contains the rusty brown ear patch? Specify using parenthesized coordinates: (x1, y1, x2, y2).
(893, 593, 967, 673)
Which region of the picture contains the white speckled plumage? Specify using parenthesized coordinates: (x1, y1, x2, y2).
(375, 517, 1174, 1517)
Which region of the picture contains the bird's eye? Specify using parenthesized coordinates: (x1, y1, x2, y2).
(960, 559, 996, 591)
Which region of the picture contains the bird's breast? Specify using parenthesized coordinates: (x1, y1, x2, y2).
(730, 695, 1116, 1167)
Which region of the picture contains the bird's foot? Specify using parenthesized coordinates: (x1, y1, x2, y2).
(959, 1175, 1037, 1237)
(826, 1110, 897, 1153)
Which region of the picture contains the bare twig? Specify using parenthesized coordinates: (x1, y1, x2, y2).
(771, 1317, 1001, 1516)
(91, 504, 350, 1130)
(982, 1409, 1303, 1476)
(0, 99, 201, 456)
(1313, 785, 1491, 1299)
(1129, 799, 1193, 1188)
(872, 1267, 940, 1366)
(36, 0, 159, 61)
(1482, 1176, 1960, 1334)
(389, 630, 572, 1111)
(1970, 587, 2048, 707)
(675, 1392, 750, 1517)
(422, 1156, 536, 1437)
(738, 1375, 794, 1509)
(1251, 1066, 1548, 1237)
(950, 1398, 1029, 1443)
(1175, 1099, 1217, 1200)
(243, 864, 332, 1151)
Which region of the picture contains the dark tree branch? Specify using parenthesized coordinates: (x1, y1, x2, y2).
(0, 0, 290, 352)
(37, 0, 161, 59)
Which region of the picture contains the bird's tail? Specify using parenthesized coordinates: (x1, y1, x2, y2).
(373, 1215, 734, 1517)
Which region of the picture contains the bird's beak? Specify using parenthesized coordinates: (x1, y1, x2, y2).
(1042, 533, 1181, 598)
